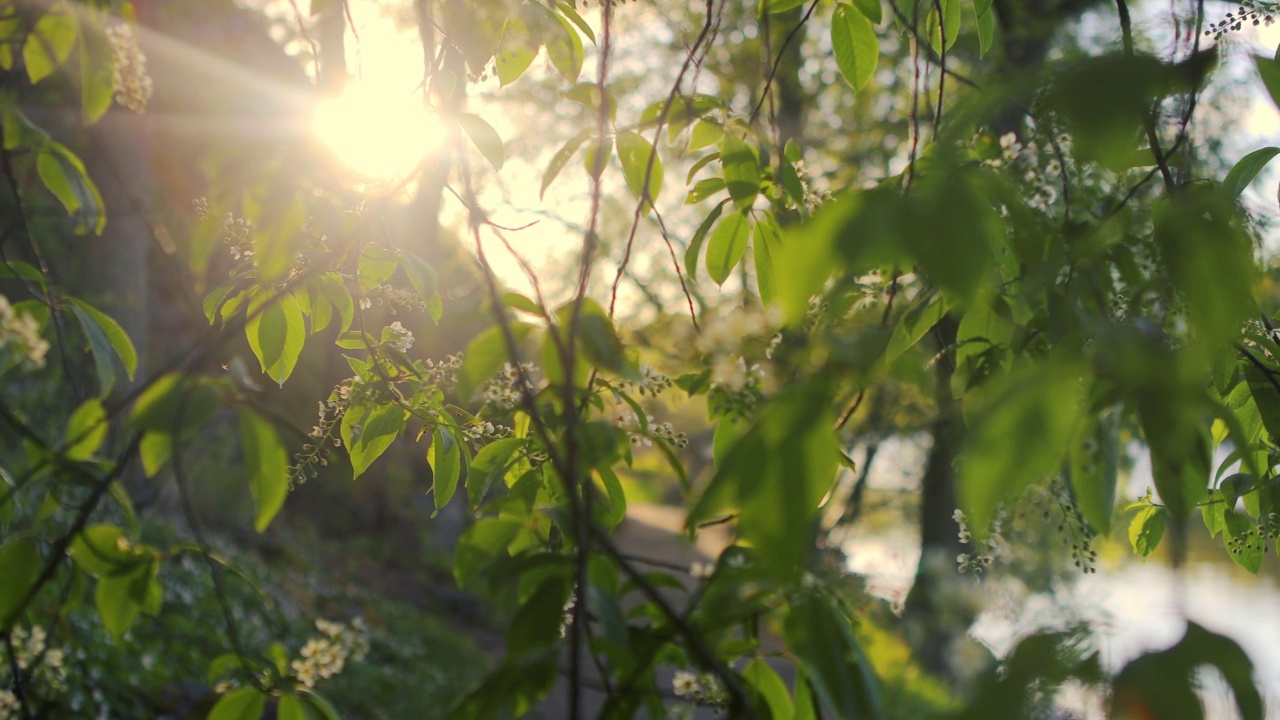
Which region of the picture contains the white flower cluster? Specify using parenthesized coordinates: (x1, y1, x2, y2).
(612, 410, 688, 449)
(0, 294, 49, 369)
(982, 132, 1066, 214)
(689, 561, 714, 580)
(616, 364, 674, 397)
(105, 20, 152, 113)
(954, 508, 1002, 575)
(461, 419, 512, 443)
(290, 618, 369, 689)
(671, 669, 725, 705)
(384, 321, 413, 352)
(423, 354, 463, 390)
(0, 625, 68, 719)
(482, 362, 538, 410)
(362, 284, 426, 314)
(696, 307, 778, 419)
(219, 213, 254, 261)
(559, 594, 576, 638)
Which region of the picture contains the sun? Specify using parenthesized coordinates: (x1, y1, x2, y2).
(313, 82, 447, 181)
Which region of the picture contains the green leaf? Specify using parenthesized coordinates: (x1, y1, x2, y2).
(557, 2, 596, 44)
(467, 437, 525, 509)
(507, 576, 570, 654)
(459, 323, 533, 398)
(207, 687, 268, 720)
(459, 112, 505, 171)
(542, 128, 592, 198)
(1128, 504, 1166, 558)
(37, 142, 106, 234)
(685, 200, 727, 284)
(1257, 54, 1280, 112)
(357, 244, 399, 291)
(544, 12, 584, 83)
(720, 133, 760, 211)
(705, 210, 750, 286)
(400, 252, 444, 324)
(1069, 410, 1119, 535)
(925, 0, 961, 53)
(569, 298, 633, 375)
(595, 466, 627, 530)
(318, 272, 354, 333)
(495, 15, 537, 87)
(128, 374, 223, 435)
(430, 425, 462, 515)
(24, 3, 77, 84)
(240, 409, 289, 532)
(583, 136, 611, 179)
(246, 292, 306, 387)
(958, 362, 1082, 532)
(1222, 147, 1280, 199)
(65, 398, 107, 461)
(753, 212, 782, 305)
(341, 402, 408, 481)
(975, 9, 994, 57)
(744, 659, 793, 720)
(686, 177, 726, 205)
(688, 386, 840, 574)
(855, 0, 882, 23)
(886, 292, 946, 361)
(761, 0, 808, 13)
(0, 536, 39, 628)
(785, 593, 883, 720)
(68, 524, 151, 577)
(832, 4, 878, 92)
(69, 297, 138, 390)
(94, 562, 159, 640)
(615, 130, 663, 213)
(689, 120, 724, 151)
(80, 10, 115, 124)
(1224, 508, 1264, 573)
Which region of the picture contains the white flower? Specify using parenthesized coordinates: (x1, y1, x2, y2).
(672, 670, 698, 697)
(689, 561, 714, 580)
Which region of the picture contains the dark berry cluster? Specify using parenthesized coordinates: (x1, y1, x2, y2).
(1206, 0, 1277, 40)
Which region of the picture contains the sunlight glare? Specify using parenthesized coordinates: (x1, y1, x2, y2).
(313, 82, 446, 181)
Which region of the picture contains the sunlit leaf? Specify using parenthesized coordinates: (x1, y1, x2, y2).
(785, 593, 884, 719)
(65, 398, 107, 461)
(685, 200, 727, 285)
(959, 362, 1082, 532)
(753, 212, 782, 304)
(69, 297, 137, 382)
(705, 210, 750, 286)
(24, 3, 77, 84)
(341, 402, 408, 481)
(1127, 504, 1165, 558)
(240, 409, 289, 532)
(615, 130, 663, 212)
(542, 128, 592, 198)
(459, 112, 505, 171)
(544, 11, 584, 83)
(207, 687, 268, 720)
(720, 133, 760, 211)
(832, 4, 878, 91)
(430, 425, 462, 515)
(246, 291, 306, 387)
(495, 15, 537, 87)
(37, 142, 106, 235)
(467, 437, 524, 510)
(744, 659, 793, 720)
(1222, 146, 1280, 199)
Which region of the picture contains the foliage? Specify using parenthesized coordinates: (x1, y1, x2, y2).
(1, 0, 1280, 718)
